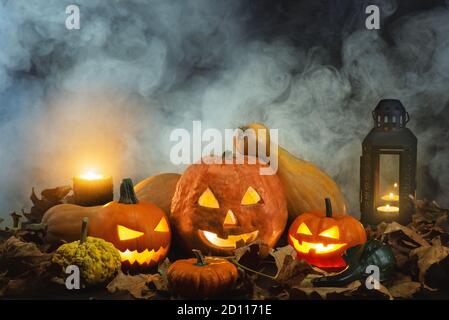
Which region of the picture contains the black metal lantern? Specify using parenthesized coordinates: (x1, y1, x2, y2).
(360, 99, 417, 226)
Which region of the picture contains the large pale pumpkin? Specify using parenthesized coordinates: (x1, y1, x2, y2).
(42, 204, 98, 244)
(235, 123, 348, 221)
(171, 155, 288, 257)
(134, 173, 180, 216)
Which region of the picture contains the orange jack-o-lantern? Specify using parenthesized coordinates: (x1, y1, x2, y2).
(89, 178, 171, 272)
(288, 198, 366, 271)
(171, 155, 288, 256)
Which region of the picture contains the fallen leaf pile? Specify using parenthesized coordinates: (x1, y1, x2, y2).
(0, 237, 55, 297)
(0, 195, 448, 299)
(22, 186, 72, 223)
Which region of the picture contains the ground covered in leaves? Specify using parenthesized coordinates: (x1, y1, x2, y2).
(1, 187, 449, 299)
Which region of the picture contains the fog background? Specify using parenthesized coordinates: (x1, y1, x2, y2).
(1, 0, 449, 222)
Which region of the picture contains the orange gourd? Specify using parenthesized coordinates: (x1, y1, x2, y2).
(167, 250, 238, 298)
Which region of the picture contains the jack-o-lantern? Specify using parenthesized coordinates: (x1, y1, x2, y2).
(89, 178, 171, 272)
(288, 198, 366, 271)
(171, 155, 288, 256)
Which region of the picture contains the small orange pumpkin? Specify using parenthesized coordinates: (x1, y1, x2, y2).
(288, 198, 366, 271)
(89, 178, 171, 273)
(167, 250, 238, 299)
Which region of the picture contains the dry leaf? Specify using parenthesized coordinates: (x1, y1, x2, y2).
(383, 222, 430, 248)
(275, 255, 316, 285)
(234, 241, 267, 262)
(0, 237, 55, 297)
(41, 186, 72, 202)
(289, 273, 362, 299)
(350, 282, 393, 300)
(388, 280, 421, 299)
(410, 239, 449, 289)
(107, 272, 161, 299)
(22, 186, 72, 223)
(268, 245, 296, 277)
(156, 258, 171, 291)
(1, 236, 43, 258)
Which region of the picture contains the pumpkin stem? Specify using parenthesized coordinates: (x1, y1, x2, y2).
(80, 217, 89, 244)
(325, 198, 333, 218)
(192, 249, 208, 266)
(119, 178, 138, 204)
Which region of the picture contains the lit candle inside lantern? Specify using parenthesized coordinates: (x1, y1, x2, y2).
(381, 192, 399, 202)
(73, 170, 113, 206)
(381, 182, 399, 202)
(377, 204, 399, 214)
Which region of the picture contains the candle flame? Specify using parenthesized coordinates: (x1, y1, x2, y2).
(394, 183, 398, 188)
(80, 170, 104, 180)
(381, 192, 399, 201)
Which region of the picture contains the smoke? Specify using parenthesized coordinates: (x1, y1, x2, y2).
(0, 0, 448, 221)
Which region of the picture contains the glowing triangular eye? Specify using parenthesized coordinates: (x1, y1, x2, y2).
(297, 222, 312, 235)
(241, 186, 261, 205)
(118, 225, 144, 240)
(154, 217, 169, 232)
(198, 188, 220, 208)
(319, 226, 340, 239)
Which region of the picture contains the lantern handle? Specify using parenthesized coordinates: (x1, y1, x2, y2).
(404, 112, 410, 124)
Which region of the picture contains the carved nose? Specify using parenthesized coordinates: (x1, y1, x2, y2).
(223, 210, 238, 226)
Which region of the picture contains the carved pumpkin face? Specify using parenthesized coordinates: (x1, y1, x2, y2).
(89, 179, 171, 272)
(171, 155, 288, 256)
(288, 199, 366, 271)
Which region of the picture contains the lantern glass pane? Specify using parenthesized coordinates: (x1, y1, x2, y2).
(377, 154, 400, 215)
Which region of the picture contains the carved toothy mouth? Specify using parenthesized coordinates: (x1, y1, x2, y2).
(199, 230, 259, 249)
(119, 246, 168, 265)
(289, 235, 346, 254)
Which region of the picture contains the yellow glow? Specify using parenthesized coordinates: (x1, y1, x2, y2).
(289, 235, 346, 254)
(198, 188, 220, 208)
(117, 225, 144, 240)
(381, 193, 399, 201)
(79, 170, 104, 180)
(154, 217, 169, 232)
(200, 230, 259, 249)
(119, 247, 168, 265)
(394, 183, 398, 188)
(223, 210, 238, 226)
(319, 226, 340, 239)
(297, 222, 312, 235)
(241, 186, 261, 205)
(377, 204, 399, 213)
